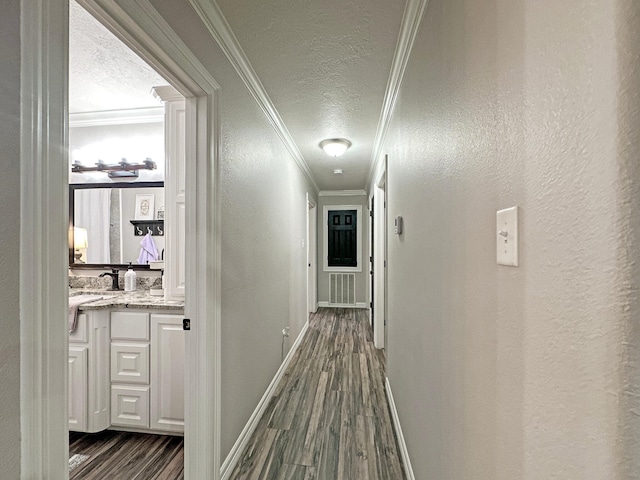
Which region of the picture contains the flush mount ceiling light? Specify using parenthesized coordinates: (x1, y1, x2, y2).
(333, 169, 343, 175)
(320, 138, 351, 157)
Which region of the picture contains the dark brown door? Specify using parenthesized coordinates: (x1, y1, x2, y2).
(327, 210, 357, 267)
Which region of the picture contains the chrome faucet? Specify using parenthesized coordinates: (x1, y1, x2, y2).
(99, 269, 120, 291)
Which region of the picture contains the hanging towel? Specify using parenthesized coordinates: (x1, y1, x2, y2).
(138, 232, 159, 264)
(69, 295, 103, 333)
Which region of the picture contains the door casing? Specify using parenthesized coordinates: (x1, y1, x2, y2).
(20, 1, 222, 478)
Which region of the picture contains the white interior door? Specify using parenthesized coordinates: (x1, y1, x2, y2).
(373, 183, 386, 349)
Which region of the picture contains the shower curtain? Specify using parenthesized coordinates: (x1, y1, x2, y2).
(75, 189, 111, 263)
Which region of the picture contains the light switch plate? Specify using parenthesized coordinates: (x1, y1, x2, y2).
(496, 206, 518, 266)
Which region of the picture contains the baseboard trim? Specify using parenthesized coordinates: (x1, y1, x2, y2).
(318, 301, 368, 309)
(385, 377, 415, 480)
(220, 321, 310, 479)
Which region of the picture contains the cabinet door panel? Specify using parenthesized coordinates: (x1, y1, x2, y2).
(150, 314, 185, 432)
(111, 343, 150, 384)
(69, 347, 88, 432)
(111, 385, 150, 428)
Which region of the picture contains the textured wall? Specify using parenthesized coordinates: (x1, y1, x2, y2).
(317, 194, 369, 305)
(0, 0, 22, 477)
(382, 0, 639, 478)
(615, 0, 640, 476)
(151, 0, 316, 459)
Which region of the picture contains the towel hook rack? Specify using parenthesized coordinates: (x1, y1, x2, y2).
(130, 219, 164, 236)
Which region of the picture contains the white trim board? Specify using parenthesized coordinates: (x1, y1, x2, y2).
(220, 321, 310, 480)
(20, 0, 70, 476)
(69, 107, 164, 127)
(188, 0, 319, 196)
(366, 0, 431, 191)
(318, 301, 369, 309)
(385, 377, 416, 480)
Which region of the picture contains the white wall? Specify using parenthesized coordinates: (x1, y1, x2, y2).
(380, 0, 640, 478)
(317, 194, 369, 305)
(617, 0, 640, 474)
(0, 1, 21, 476)
(150, 0, 316, 460)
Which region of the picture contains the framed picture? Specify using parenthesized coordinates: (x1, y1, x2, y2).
(134, 193, 155, 220)
(156, 205, 165, 220)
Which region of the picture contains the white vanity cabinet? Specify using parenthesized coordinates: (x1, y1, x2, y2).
(110, 310, 185, 433)
(68, 310, 110, 433)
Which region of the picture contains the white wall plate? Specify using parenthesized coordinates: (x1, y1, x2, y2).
(497, 206, 518, 266)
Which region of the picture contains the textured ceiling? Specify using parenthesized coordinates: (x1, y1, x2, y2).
(215, 0, 407, 190)
(70, 0, 408, 191)
(69, 0, 167, 113)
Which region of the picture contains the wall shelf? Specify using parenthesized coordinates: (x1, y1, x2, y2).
(130, 220, 164, 236)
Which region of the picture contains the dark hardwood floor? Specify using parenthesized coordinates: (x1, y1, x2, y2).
(69, 308, 405, 479)
(69, 430, 183, 479)
(229, 307, 406, 480)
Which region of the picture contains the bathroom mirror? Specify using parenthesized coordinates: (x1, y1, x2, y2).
(69, 182, 164, 269)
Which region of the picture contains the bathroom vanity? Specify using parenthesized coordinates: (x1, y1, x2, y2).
(69, 290, 184, 435)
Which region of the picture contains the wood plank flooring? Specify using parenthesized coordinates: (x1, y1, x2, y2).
(68, 308, 404, 479)
(229, 307, 406, 480)
(69, 430, 183, 479)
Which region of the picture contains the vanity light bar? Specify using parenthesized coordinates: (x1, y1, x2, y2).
(72, 158, 156, 178)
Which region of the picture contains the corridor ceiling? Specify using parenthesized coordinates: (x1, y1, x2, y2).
(70, 0, 409, 191)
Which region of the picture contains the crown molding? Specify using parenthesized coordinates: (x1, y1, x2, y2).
(318, 189, 368, 197)
(69, 106, 164, 127)
(188, 0, 319, 195)
(152, 85, 184, 102)
(367, 0, 431, 190)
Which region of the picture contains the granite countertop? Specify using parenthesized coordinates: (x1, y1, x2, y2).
(70, 288, 184, 311)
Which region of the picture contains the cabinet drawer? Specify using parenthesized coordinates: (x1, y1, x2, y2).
(111, 385, 150, 428)
(111, 343, 149, 384)
(111, 311, 149, 340)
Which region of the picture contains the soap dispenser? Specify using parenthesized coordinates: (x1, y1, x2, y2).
(124, 263, 137, 292)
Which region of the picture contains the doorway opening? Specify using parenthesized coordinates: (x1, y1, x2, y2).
(372, 163, 387, 349)
(21, 1, 220, 477)
(68, 3, 186, 474)
(307, 195, 318, 315)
